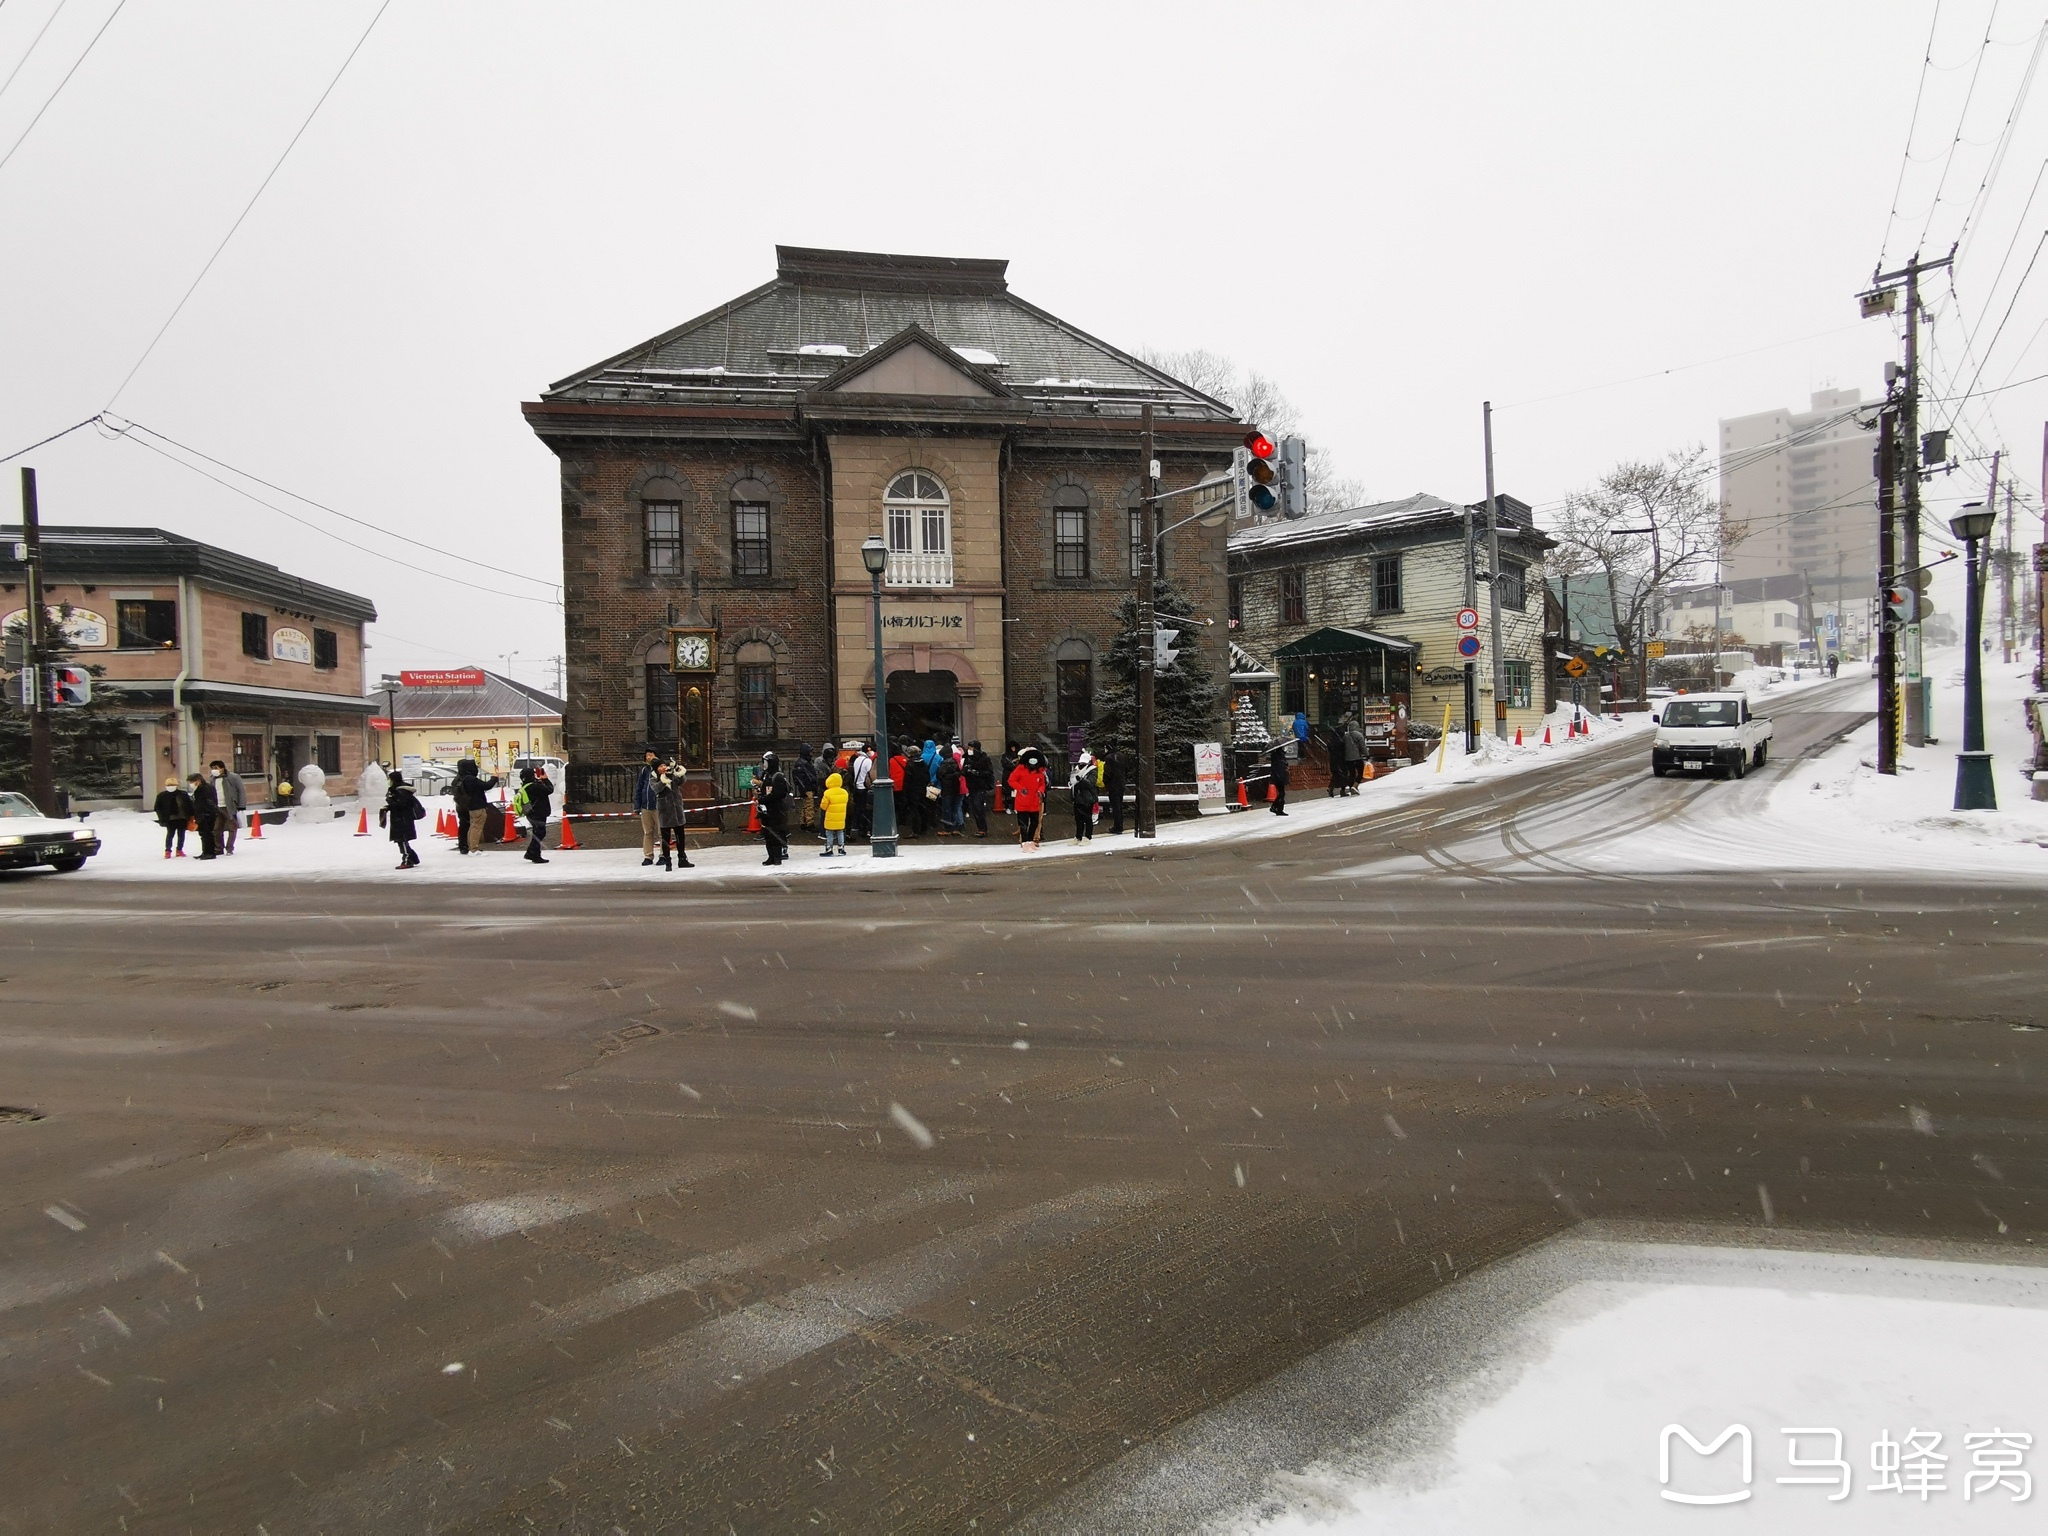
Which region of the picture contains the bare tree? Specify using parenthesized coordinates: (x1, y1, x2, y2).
(1547, 448, 1727, 696)
(1137, 347, 1362, 514)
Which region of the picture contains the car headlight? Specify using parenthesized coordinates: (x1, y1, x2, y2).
(0, 835, 22, 847)
(70, 828, 92, 839)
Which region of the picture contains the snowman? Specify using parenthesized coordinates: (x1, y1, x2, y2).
(297, 762, 332, 812)
(357, 760, 389, 809)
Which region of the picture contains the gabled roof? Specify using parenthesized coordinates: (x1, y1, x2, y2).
(0, 524, 376, 622)
(1230, 491, 1550, 557)
(812, 322, 1014, 398)
(539, 246, 1237, 422)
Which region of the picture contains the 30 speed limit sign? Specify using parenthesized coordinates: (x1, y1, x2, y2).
(1455, 607, 1480, 631)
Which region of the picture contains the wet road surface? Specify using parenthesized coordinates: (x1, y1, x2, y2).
(3, 681, 2043, 1532)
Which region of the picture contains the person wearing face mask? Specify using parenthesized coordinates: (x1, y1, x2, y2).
(154, 776, 192, 859)
(208, 759, 247, 854)
(187, 771, 221, 859)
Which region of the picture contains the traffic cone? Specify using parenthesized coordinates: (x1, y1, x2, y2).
(501, 806, 522, 844)
(557, 817, 580, 851)
(746, 799, 761, 833)
(246, 810, 263, 839)
(993, 786, 1005, 814)
(1237, 779, 1249, 807)
(1360, 761, 1375, 781)
(354, 806, 370, 836)
(1542, 727, 1553, 746)
(1513, 727, 1523, 747)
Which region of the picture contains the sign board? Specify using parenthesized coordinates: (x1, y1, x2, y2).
(878, 600, 968, 640)
(1422, 665, 1464, 686)
(1903, 624, 1923, 681)
(401, 668, 486, 689)
(2, 606, 108, 649)
(368, 716, 391, 730)
(431, 742, 468, 758)
(272, 626, 313, 664)
(1647, 641, 1666, 659)
(1193, 741, 1226, 802)
(1457, 634, 1482, 659)
(1455, 607, 1480, 631)
(1564, 656, 1588, 678)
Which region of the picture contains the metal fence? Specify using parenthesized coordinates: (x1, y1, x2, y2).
(565, 762, 639, 807)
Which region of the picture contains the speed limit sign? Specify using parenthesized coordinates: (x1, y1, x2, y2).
(1456, 608, 1480, 630)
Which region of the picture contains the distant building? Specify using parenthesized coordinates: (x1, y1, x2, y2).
(370, 670, 565, 773)
(1229, 493, 1555, 751)
(1658, 575, 1805, 650)
(1, 526, 376, 805)
(1720, 389, 1877, 617)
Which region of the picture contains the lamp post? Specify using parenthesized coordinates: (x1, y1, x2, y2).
(860, 536, 898, 857)
(1950, 502, 1998, 810)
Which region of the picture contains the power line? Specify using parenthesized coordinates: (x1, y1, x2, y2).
(103, 0, 391, 409)
(0, 0, 70, 110)
(0, 413, 100, 466)
(1956, 22, 2048, 257)
(1917, 0, 2003, 254)
(1495, 324, 1870, 411)
(1883, 0, 1948, 269)
(0, 0, 124, 178)
(113, 416, 559, 590)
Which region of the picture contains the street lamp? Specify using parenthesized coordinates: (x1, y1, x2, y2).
(1948, 502, 1998, 811)
(860, 535, 898, 857)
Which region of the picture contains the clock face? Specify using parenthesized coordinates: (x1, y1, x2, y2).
(674, 634, 711, 670)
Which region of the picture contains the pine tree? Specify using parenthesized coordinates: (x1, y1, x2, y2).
(0, 647, 137, 799)
(1090, 577, 1223, 779)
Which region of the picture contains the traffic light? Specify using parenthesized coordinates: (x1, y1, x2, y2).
(1884, 586, 1915, 624)
(1277, 437, 1307, 519)
(48, 664, 90, 706)
(1152, 626, 1179, 671)
(1243, 431, 1278, 512)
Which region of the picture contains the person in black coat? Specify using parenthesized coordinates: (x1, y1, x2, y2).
(1267, 742, 1291, 816)
(1103, 747, 1130, 835)
(451, 758, 498, 854)
(756, 751, 792, 866)
(962, 741, 995, 836)
(902, 751, 931, 837)
(381, 772, 427, 868)
(153, 777, 192, 858)
(187, 772, 221, 859)
(520, 768, 553, 864)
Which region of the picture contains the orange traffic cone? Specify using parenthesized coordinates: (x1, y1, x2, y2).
(246, 810, 263, 839)
(1513, 727, 1523, 747)
(746, 799, 761, 833)
(501, 805, 522, 844)
(1360, 761, 1376, 781)
(1237, 779, 1249, 807)
(1542, 726, 1553, 745)
(557, 817, 580, 851)
(993, 786, 1005, 814)
(354, 806, 370, 836)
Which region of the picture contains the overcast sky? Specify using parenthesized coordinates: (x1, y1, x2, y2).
(1, 0, 2037, 683)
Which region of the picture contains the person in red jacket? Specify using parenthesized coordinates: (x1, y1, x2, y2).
(888, 749, 908, 796)
(1007, 747, 1049, 850)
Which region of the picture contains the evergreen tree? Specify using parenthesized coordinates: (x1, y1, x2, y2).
(0, 623, 137, 799)
(1090, 577, 1223, 779)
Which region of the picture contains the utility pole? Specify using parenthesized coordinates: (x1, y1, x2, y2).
(19, 468, 55, 814)
(1877, 406, 1900, 776)
(1461, 463, 1477, 753)
(1483, 401, 1506, 738)
(2001, 481, 2016, 664)
(1136, 402, 1158, 839)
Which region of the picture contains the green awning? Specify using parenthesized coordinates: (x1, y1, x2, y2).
(1272, 627, 1419, 660)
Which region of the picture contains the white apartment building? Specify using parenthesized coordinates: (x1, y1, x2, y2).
(1720, 388, 1878, 609)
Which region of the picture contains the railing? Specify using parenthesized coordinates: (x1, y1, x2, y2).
(885, 551, 953, 588)
(565, 762, 639, 807)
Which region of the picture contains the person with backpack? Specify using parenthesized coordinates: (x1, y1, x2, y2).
(514, 767, 553, 864)
(849, 742, 874, 841)
(655, 760, 693, 869)
(756, 750, 792, 865)
(793, 745, 822, 840)
(381, 771, 427, 869)
(902, 747, 931, 838)
(633, 749, 662, 865)
(818, 770, 849, 856)
(962, 740, 994, 837)
(936, 745, 965, 836)
(1008, 747, 1049, 851)
(154, 776, 192, 859)
(1069, 749, 1099, 841)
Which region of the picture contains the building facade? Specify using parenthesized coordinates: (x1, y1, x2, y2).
(371, 670, 565, 773)
(523, 247, 1242, 776)
(1, 526, 376, 805)
(1721, 388, 1878, 613)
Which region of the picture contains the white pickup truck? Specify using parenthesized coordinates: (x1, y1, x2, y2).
(1650, 693, 1773, 779)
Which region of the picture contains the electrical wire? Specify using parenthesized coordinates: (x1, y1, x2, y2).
(0, 0, 122, 178)
(0, 413, 101, 466)
(1916, 0, 2004, 254)
(1956, 22, 2048, 257)
(103, 0, 390, 409)
(0, 0, 69, 110)
(115, 428, 561, 608)
(112, 416, 559, 590)
(1883, 0, 1949, 270)
(1494, 324, 1870, 411)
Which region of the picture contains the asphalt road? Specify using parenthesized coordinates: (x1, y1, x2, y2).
(4, 680, 2044, 1533)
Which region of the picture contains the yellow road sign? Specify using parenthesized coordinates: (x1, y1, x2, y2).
(1647, 641, 1666, 659)
(1564, 656, 1588, 678)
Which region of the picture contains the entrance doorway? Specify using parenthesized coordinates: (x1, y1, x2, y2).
(886, 669, 959, 745)
(272, 735, 300, 792)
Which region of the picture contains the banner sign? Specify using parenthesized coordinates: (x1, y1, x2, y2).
(1194, 741, 1226, 801)
(401, 668, 486, 689)
(272, 626, 313, 664)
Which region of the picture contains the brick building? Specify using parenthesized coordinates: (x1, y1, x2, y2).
(1, 526, 376, 806)
(522, 247, 1243, 777)
(1229, 492, 1556, 746)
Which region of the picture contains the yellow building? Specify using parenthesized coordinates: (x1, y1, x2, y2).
(371, 669, 565, 774)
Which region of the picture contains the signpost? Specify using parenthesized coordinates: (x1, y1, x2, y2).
(1456, 608, 1479, 631)
(1565, 656, 1588, 678)
(1193, 741, 1226, 805)
(1457, 634, 1482, 659)
(400, 667, 486, 690)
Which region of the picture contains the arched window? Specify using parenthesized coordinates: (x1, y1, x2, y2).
(730, 478, 771, 579)
(1054, 638, 1093, 738)
(736, 640, 776, 740)
(642, 478, 685, 576)
(885, 471, 950, 554)
(1053, 485, 1089, 579)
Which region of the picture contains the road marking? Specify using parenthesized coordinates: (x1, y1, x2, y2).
(435, 1157, 741, 1244)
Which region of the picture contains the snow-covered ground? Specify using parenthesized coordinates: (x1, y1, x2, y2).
(33, 714, 1658, 885)
(1031, 1229, 2048, 1535)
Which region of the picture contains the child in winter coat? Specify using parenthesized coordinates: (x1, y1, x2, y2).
(818, 771, 850, 855)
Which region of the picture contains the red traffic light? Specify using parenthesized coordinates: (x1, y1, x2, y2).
(1243, 431, 1275, 460)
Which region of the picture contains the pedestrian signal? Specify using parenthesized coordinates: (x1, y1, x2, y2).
(48, 664, 91, 706)
(1152, 627, 1179, 670)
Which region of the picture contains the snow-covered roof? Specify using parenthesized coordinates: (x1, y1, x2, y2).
(1230, 641, 1278, 681)
(1230, 491, 1546, 556)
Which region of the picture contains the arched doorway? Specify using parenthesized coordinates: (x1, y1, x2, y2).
(887, 669, 958, 745)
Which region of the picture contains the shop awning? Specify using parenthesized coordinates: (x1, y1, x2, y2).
(1273, 627, 1419, 659)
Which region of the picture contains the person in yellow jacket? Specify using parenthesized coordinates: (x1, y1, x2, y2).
(818, 771, 850, 857)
